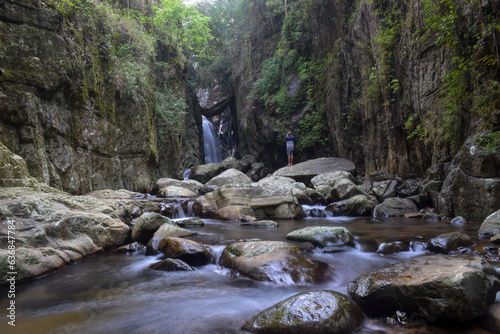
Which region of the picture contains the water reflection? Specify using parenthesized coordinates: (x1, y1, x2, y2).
(0, 215, 489, 334)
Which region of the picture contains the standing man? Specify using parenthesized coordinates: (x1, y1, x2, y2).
(285, 131, 295, 166)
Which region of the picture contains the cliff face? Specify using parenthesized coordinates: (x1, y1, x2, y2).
(230, 0, 500, 219)
(0, 0, 193, 194)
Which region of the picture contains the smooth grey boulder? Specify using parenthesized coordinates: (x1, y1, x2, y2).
(241, 290, 364, 334)
(348, 254, 500, 322)
(205, 168, 252, 188)
(286, 226, 355, 248)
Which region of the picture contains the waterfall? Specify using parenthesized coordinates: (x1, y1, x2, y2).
(202, 116, 222, 164)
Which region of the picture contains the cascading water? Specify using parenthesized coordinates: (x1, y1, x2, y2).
(202, 116, 222, 164)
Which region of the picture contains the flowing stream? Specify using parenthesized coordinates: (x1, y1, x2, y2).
(0, 205, 495, 334)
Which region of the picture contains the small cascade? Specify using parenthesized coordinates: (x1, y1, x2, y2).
(202, 116, 222, 164)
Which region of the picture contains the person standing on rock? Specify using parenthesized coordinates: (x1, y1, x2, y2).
(285, 131, 295, 166)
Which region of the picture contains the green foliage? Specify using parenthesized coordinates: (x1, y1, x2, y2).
(477, 130, 500, 154)
(155, 89, 187, 136)
(298, 104, 329, 148)
(154, 0, 212, 61)
(404, 114, 428, 141)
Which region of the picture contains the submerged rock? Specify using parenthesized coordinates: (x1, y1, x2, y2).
(240, 220, 279, 227)
(286, 226, 355, 248)
(376, 241, 410, 255)
(149, 258, 195, 272)
(219, 241, 328, 285)
(241, 290, 364, 334)
(158, 237, 212, 266)
(426, 232, 473, 254)
(348, 254, 500, 322)
(117, 242, 146, 253)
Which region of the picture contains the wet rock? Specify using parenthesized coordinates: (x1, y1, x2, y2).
(309, 208, 328, 217)
(491, 234, 500, 245)
(479, 209, 500, 238)
(131, 212, 175, 245)
(146, 224, 196, 255)
(117, 242, 146, 253)
(273, 157, 357, 185)
(373, 197, 419, 217)
(286, 226, 355, 248)
(450, 216, 468, 224)
(219, 241, 328, 285)
(241, 290, 364, 334)
(240, 220, 279, 227)
(177, 217, 205, 227)
(158, 237, 212, 266)
(348, 254, 500, 322)
(205, 168, 252, 188)
(325, 194, 376, 217)
(149, 258, 195, 272)
(479, 303, 500, 334)
(426, 232, 473, 254)
(376, 241, 410, 255)
(157, 186, 197, 198)
(189, 163, 225, 184)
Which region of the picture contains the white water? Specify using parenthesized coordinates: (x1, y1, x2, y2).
(202, 116, 221, 164)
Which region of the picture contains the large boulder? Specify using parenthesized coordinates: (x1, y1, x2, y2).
(156, 186, 197, 198)
(146, 224, 196, 255)
(479, 209, 500, 238)
(151, 178, 203, 195)
(193, 183, 305, 220)
(158, 237, 212, 266)
(131, 212, 175, 244)
(241, 290, 364, 334)
(325, 195, 376, 217)
(286, 226, 355, 248)
(273, 157, 357, 185)
(205, 168, 252, 188)
(373, 197, 418, 217)
(219, 241, 328, 285)
(348, 254, 500, 322)
(0, 187, 129, 284)
(189, 163, 225, 184)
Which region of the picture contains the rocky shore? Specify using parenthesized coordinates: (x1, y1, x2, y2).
(1, 143, 500, 333)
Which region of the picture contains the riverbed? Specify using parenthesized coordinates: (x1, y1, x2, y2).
(0, 205, 497, 334)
